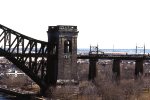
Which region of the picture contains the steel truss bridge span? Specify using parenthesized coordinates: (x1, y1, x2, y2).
(0, 24, 48, 89)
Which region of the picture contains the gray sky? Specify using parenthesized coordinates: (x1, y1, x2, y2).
(0, 0, 150, 49)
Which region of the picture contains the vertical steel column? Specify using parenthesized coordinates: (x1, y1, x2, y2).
(41, 44, 45, 79)
(112, 59, 120, 80)
(29, 41, 32, 69)
(135, 59, 143, 78)
(4, 32, 6, 51)
(22, 38, 24, 54)
(88, 58, 98, 81)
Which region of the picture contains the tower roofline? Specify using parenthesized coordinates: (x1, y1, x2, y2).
(48, 25, 78, 32)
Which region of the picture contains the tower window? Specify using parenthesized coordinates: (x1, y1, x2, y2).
(53, 45, 56, 54)
(64, 40, 72, 53)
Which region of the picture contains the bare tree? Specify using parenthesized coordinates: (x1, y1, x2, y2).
(79, 81, 98, 100)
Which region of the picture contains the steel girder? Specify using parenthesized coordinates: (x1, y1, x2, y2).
(0, 24, 48, 88)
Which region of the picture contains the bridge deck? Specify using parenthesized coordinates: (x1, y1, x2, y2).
(77, 54, 150, 60)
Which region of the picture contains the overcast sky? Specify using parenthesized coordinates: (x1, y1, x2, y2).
(0, 0, 150, 49)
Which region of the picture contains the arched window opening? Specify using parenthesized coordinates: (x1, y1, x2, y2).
(64, 40, 72, 53)
(53, 45, 57, 54)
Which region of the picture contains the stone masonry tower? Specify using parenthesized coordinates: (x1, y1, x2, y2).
(47, 25, 78, 85)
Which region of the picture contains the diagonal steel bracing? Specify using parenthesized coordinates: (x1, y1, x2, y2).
(0, 24, 48, 89)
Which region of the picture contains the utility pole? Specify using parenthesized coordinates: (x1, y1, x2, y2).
(136, 43, 137, 54)
(144, 43, 145, 54)
(113, 44, 114, 52)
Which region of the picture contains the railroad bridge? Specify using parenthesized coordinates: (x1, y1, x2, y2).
(0, 24, 148, 95)
(77, 49, 150, 80)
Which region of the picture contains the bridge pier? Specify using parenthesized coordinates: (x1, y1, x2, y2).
(135, 59, 144, 78)
(88, 59, 98, 81)
(112, 59, 120, 80)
